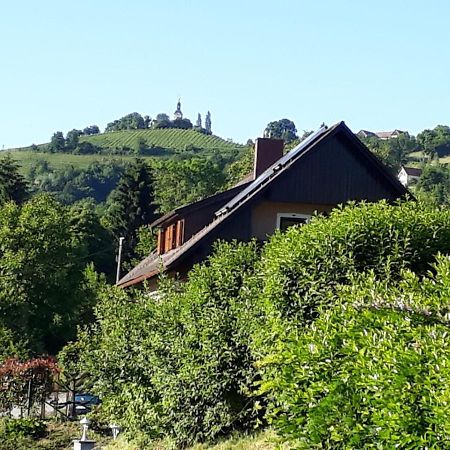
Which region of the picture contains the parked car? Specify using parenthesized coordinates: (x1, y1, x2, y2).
(74, 393, 101, 415)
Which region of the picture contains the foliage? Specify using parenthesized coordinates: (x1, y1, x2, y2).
(0, 417, 47, 439)
(102, 159, 157, 263)
(264, 256, 450, 448)
(360, 132, 417, 170)
(196, 113, 202, 128)
(67, 241, 261, 447)
(0, 357, 59, 415)
(417, 125, 450, 157)
(49, 131, 65, 152)
(256, 200, 450, 330)
(0, 195, 98, 354)
(226, 147, 253, 187)
(63, 200, 450, 447)
(69, 199, 115, 275)
(152, 157, 227, 213)
(205, 111, 212, 134)
(65, 129, 82, 150)
(154, 118, 194, 130)
(26, 159, 125, 204)
(83, 125, 100, 135)
(415, 164, 450, 206)
(132, 225, 156, 260)
(0, 155, 28, 205)
(106, 112, 145, 132)
(264, 119, 297, 143)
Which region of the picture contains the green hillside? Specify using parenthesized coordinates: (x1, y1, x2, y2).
(3, 128, 246, 173)
(5, 151, 150, 173)
(79, 128, 243, 152)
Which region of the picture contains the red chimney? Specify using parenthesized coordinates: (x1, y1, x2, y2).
(253, 138, 284, 179)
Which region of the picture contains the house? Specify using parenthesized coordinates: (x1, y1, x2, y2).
(358, 129, 407, 140)
(118, 121, 409, 289)
(398, 165, 422, 186)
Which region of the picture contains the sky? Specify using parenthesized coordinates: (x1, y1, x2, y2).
(1, 0, 450, 148)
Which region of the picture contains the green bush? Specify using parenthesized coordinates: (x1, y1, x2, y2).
(62, 241, 261, 447)
(64, 200, 450, 447)
(0, 417, 47, 439)
(254, 200, 450, 352)
(264, 255, 450, 448)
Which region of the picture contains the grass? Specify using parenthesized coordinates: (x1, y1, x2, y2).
(0, 420, 111, 450)
(0, 151, 153, 173)
(103, 430, 293, 450)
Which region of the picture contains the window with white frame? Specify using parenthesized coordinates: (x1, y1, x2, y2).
(276, 213, 311, 231)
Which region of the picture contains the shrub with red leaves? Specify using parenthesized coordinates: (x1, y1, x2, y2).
(0, 357, 60, 415)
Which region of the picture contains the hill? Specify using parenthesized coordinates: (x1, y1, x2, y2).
(3, 128, 246, 174)
(8, 128, 244, 155)
(79, 128, 243, 153)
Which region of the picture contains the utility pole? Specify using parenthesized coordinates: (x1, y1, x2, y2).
(116, 237, 125, 284)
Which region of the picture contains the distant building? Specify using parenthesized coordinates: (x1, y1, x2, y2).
(358, 129, 407, 140)
(398, 166, 422, 186)
(173, 99, 183, 120)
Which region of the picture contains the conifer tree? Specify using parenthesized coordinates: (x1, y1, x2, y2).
(103, 159, 157, 263)
(205, 111, 212, 134)
(0, 155, 28, 205)
(196, 113, 202, 128)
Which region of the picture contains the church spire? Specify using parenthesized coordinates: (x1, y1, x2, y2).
(174, 98, 183, 120)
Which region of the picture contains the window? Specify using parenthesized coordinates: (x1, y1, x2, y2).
(276, 213, 311, 231)
(157, 220, 185, 255)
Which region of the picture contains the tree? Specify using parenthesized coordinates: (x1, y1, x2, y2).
(417, 125, 450, 157)
(205, 111, 212, 134)
(105, 113, 145, 132)
(264, 118, 297, 143)
(143, 115, 151, 129)
(152, 158, 227, 213)
(360, 133, 418, 170)
(196, 113, 202, 128)
(65, 129, 82, 150)
(0, 195, 96, 354)
(49, 131, 65, 152)
(69, 199, 115, 276)
(172, 118, 193, 129)
(0, 156, 28, 205)
(82, 125, 100, 135)
(155, 113, 170, 122)
(103, 159, 158, 263)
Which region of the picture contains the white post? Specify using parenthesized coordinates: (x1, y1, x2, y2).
(116, 237, 125, 284)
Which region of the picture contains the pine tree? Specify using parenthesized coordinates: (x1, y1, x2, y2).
(0, 155, 28, 205)
(103, 159, 157, 263)
(205, 111, 212, 134)
(196, 113, 202, 128)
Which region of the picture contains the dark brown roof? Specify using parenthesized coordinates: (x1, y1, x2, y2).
(403, 166, 422, 177)
(117, 121, 410, 288)
(150, 180, 252, 229)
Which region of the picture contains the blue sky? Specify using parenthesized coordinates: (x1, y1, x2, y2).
(1, 0, 449, 148)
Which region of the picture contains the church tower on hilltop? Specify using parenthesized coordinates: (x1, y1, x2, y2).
(173, 98, 183, 120)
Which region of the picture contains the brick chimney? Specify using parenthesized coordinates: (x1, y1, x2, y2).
(253, 138, 284, 179)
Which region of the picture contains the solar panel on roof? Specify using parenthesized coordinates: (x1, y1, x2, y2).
(215, 125, 329, 216)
